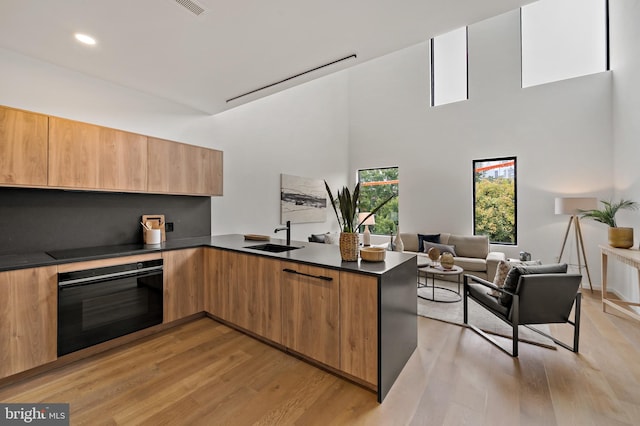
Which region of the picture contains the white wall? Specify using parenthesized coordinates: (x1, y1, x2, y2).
(0, 47, 349, 243)
(3, 4, 637, 298)
(348, 10, 614, 287)
(610, 0, 640, 302)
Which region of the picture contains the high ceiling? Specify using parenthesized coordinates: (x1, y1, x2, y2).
(0, 0, 533, 114)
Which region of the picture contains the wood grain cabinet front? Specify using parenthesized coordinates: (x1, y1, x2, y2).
(0, 266, 57, 379)
(148, 137, 223, 196)
(281, 262, 340, 369)
(339, 271, 378, 387)
(0, 106, 48, 187)
(205, 249, 282, 344)
(48, 117, 148, 192)
(163, 248, 204, 323)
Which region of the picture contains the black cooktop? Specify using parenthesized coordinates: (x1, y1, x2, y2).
(47, 243, 147, 260)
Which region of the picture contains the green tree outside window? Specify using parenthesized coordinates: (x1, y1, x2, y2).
(358, 167, 399, 235)
(473, 158, 517, 244)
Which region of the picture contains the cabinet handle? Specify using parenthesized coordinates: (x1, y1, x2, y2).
(282, 268, 333, 281)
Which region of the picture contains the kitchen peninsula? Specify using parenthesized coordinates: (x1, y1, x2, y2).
(0, 234, 417, 402)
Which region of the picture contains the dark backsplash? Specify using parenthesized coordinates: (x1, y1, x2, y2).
(0, 187, 211, 255)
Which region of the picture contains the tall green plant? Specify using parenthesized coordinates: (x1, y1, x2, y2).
(325, 181, 396, 233)
(580, 199, 639, 227)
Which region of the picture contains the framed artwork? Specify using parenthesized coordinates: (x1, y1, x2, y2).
(280, 174, 326, 223)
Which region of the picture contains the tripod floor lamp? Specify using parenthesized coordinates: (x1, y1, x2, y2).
(555, 197, 598, 292)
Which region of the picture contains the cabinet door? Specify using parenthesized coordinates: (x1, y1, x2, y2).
(237, 255, 282, 343)
(163, 248, 204, 323)
(205, 248, 237, 322)
(48, 117, 147, 191)
(0, 266, 57, 378)
(148, 137, 223, 196)
(281, 262, 340, 368)
(340, 271, 378, 386)
(0, 106, 48, 186)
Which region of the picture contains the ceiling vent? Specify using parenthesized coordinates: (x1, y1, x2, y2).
(174, 0, 205, 16)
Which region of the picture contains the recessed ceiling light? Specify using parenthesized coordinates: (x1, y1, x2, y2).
(74, 33, 96, 46)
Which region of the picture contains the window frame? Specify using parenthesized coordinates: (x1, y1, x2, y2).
(472, 156, 518, 245)
(430, 26, 469, 107)
(519, 0, 610, 89)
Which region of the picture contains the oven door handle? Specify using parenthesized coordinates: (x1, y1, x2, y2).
(58, 265, 164, 287)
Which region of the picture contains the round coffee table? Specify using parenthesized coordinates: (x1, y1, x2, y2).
(417, 263, 463, 303)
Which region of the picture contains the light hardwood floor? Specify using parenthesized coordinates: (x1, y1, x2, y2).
(1, 290, 639, 425)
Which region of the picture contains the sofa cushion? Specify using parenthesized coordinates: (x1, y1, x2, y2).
(447, 234, 489, 259)
(418, 233, 440, 252)
(499, 263, 569, 307)
(423, 241, 457, 256)
(454, 257, 485, 272)
(400, 233, 419, 252)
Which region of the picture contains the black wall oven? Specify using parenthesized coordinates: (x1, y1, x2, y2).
(58, 259, 164, 356)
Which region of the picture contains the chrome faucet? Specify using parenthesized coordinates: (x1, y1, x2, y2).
(274, 220, 291, 245)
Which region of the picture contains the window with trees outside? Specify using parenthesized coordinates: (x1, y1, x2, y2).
(357, 167, 399, 235)
(473, 157, 517, 244)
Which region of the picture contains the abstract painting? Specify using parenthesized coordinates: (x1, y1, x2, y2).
(280, 174, 327, 223)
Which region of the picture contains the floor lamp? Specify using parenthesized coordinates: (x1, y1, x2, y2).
(555, 197, 598, 292)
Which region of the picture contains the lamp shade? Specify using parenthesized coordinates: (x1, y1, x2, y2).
(554, 197, 598, 215)
(358, 212, 375, 226)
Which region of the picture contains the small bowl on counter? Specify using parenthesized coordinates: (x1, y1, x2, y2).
(360, 247, 386, 262)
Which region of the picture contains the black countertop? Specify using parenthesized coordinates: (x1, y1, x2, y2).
(0, 234, 416, 275)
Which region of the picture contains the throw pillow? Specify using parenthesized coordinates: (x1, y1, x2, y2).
(422, 241, 457, 257)
(418, 233, 440, 253)
(490, 260, 511, 297)
(498, 263, 568, 307)
(489, 259, 543, 297)
(324, 232, 339, 245)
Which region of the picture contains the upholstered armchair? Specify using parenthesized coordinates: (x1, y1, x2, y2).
(463, 270, 582, 357)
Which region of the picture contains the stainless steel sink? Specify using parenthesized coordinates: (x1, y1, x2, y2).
(244, 243, 302, 253)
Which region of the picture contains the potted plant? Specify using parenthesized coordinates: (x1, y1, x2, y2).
(580, 199, 639, 248)
(325, 181, 396, 261)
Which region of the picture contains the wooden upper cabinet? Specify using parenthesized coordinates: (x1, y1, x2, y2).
(0, 266, 57, 379)
(148, 137, 223, 196)
(0, 106, 48, 186)
(48, 117, 148, 192)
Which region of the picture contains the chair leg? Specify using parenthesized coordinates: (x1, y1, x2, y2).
(464, 292, 519, 357)
(524, 292, 581, 353)
(512, 294, 519, 357)
(463, 278, 469, 325)
(574, 292, 581, 352)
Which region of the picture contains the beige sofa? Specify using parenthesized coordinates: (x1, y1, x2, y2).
(400, 232, 506, 281)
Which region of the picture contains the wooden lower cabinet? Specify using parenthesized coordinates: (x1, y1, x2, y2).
(163, 248, 204, 323)
(205, 248, 229, 321)
(340, 271, 378, 386)
(281, 262, 341, 369)
(204, 251, 379, 388)
(0, 266, 57, 378)
(205, 249, 282, 344)
(234, 255, 282, 343)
